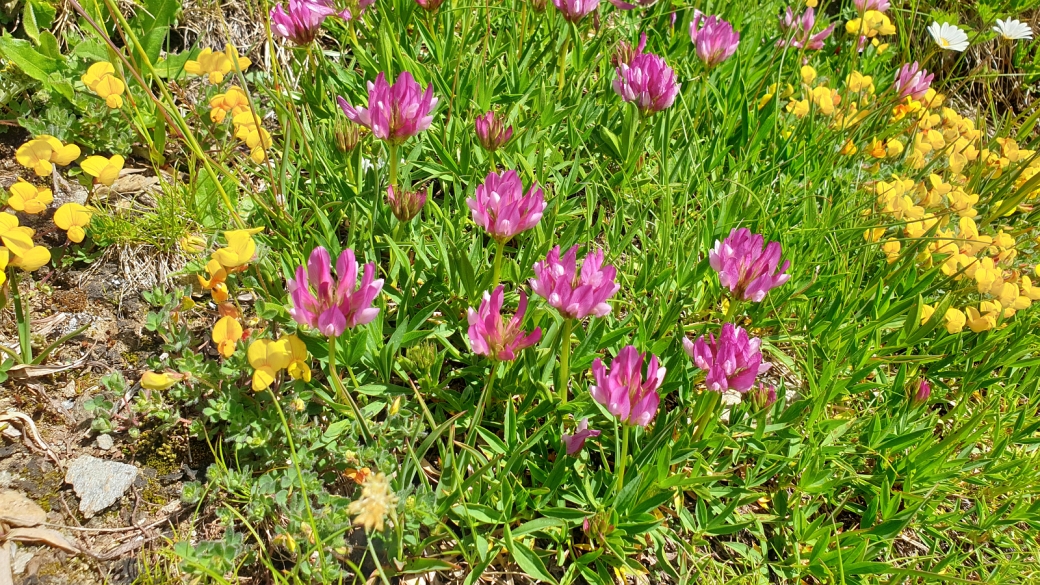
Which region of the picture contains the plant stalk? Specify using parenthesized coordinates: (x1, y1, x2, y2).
(556, 34, 570, 94)
(558, 318, 573, 404)
(725, 297, 742, 322)
(465, 363, 497, 447)
(491, 240, 506, 288)
(10, 270, 31, 363)
(616, 424, 631, 491)
(328, 336, 373, 444)
(388, 144, 400, 188)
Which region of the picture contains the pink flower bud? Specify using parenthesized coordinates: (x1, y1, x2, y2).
(415, 0, 444, 11)
(776, 7, 834, 50)
(913, 378, 931, 404)
(709, 228, 790, 302)
(894, 62, 934, 101)
(270, 0, 343, 45)
(552, 0, 598, 23)
(562, 418, 601, 455)
(387, 185, 428, 223)
(689, 11, 740, 68)
(612, 49, 680, 115)
(474, 111, 513, 152)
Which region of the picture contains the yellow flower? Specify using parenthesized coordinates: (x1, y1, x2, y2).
(966, 302, 1000, 333)
(80, 154, 125, 186)
(210, 85, 251, 124)
(81, 62, 115, 90)
(198, 258, 228, 290)
(247, 338, 292, 391)
(809, 86, 840, 115)
(800, 65, 817, 86)
(284, 334, 312, 382)
(7, 179, 53, 214)
(211, 282, 229, 303)
(15, 136, 81, 176)
(944, 307, 965, 334)
(140, 371, 182, 390)
(845, 71, 874, 94)
(212, 316, 244, 358)
(184, 44, 252, 84)
(840, 140, 858, 156)
(93, 74, 126, 109)
(232, 110, 272, 164)
(973, 257, 1003, 295)
(179, 234, 207, 253)
(53, 202, 93, 243)
(881, 239, 900, 263)
(886, 139, 904, 158)
(0, 213, 35, 258)
(786, 98, 809, 118)
(920, 303, 935, 325)
(0, 248, 7, 286)
(863, 227, 885, 242)
(212, 227, 263, 269)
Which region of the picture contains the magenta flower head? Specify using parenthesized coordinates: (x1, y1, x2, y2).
(777, 7, 834, 50)
(552, 0, 598, 23)
(415, 0, 444, 11)
(589, 345, 664, 427)
(337, 72, 438, 146)
(749, 383, 777, 410)
(709, 228, 790, 302)
(683, 323, 771, 393)
(387, 185, 427, 223)
(894, 62, 934, 102)
(689, 11, 740, 68)
(467, 285, 542, 361)
(530, 245, 621, 320)
(466, 170, 546, 243)
(288, 247, 384, 337)
(854, 0, 890, 12)
(612, 50, 680, 115)
(474, 111, 513, 153)
(562, 418, 601, 455)
(270, 0, 340, 45)
(612, 32, 646, 67)
(912, 378, 931, 404)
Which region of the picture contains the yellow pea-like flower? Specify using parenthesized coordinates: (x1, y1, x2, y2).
(0, 214, 35, 258)
(198, 258, 228, 290)
(212, 316, 244, 358)
(94, 74, 126, 109)
(7, 179, 53, 214)
(80, 154, 125, 186)
(247, 338, 292, 391)
(141, 371, 182, 390)
(920, 303, 935, 325)
(8, 244, 51, 272)
(0, 248, 7, 286)
(81, 62, 115, 91)
(284, 334, 312, 382)
(15, 136, 81, 176)
(944, 307, 966, 334)
(53, 203, 93, 244)
(211, 282, 229, 303)
(210, 85, 251, 124)
(212, 227, 262, 269)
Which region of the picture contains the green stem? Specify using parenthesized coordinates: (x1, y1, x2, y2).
(10, 270, 32, 363)
(328, 336, 373, 444)
(691, 391, 721, 442)
(558, 318, 573, 404)
(268, 387, 327, 574)
(556, 34, 570, 94)
(657, 109, 671, 252)
(725, 297, 742, 323)
(616, 424, 630, 491)
(465, 363, 496, 447)
(388, 144, 400, 188)
(491, 240, 505, 289)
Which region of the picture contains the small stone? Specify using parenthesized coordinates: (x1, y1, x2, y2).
(96, 434, 114, 451)
(64, 455, 139, 518)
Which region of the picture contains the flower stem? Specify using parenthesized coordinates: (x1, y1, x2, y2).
(556, 34, 570, 94)
(616, 424, 630, 491)
(691, 390, 721, 442)
(557, 318, 573, 404)
(268, 386, 327, 574)
(725, 297, 742, 323)
(491, 240, 505, 289)
(10, 270, 32, 363)
(388, 144, 400, 188)
(328, 336, 373, 444)
(465, 363, 496, 447)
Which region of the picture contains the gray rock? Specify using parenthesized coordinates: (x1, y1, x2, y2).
(64, 455, 139, 518)
(96, 434, 114, 451)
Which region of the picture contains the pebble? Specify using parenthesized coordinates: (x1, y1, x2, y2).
(64, 455, 139, 518)
(96, 434, 114, 451)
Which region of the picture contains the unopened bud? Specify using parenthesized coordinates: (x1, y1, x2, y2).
(387, 185, 428, 223)
(750, 383, 777, 410)
(912, 378, 930, 405)
(474, 110, 513, 153)
(335, 120, 363, 153)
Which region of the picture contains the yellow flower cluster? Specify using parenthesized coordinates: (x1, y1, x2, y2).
(209, 85, 251, 124)
(15, 135, 80, 176)
(784, 67, 872, 132)
(247, 334, 311, 391)
(185, 44, 252, 85)
(845, 10, 895, 52)
(6, 179, 53, 214)
(232, 110, 273, 164)
(81, 62, 126, 109)
(198, 227, 263, 302)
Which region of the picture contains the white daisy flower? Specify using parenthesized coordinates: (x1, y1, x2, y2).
(993, 18, 1033, 41)
(927, 21, 970, 52)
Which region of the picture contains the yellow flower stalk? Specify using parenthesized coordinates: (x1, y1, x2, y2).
(15, 136, 81, 176)
(212, 316, 244, 358)
(247, 338, 292, 391)
(53, 203, 93, 244)
(80, 154, 125, 186)
(7, 179, 53, 214)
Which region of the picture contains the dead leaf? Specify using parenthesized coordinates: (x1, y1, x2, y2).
(1, 542, 13, 585)
(7, 355, 88, 381)
(3, 528, 80, 554)
(0, 491, 46, 527)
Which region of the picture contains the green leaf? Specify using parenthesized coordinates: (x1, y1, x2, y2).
(132, 0, 181, 64)
(504, 526, 558, 584)
(22, 0, 56, 44)
(0, 35, 61, 81)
